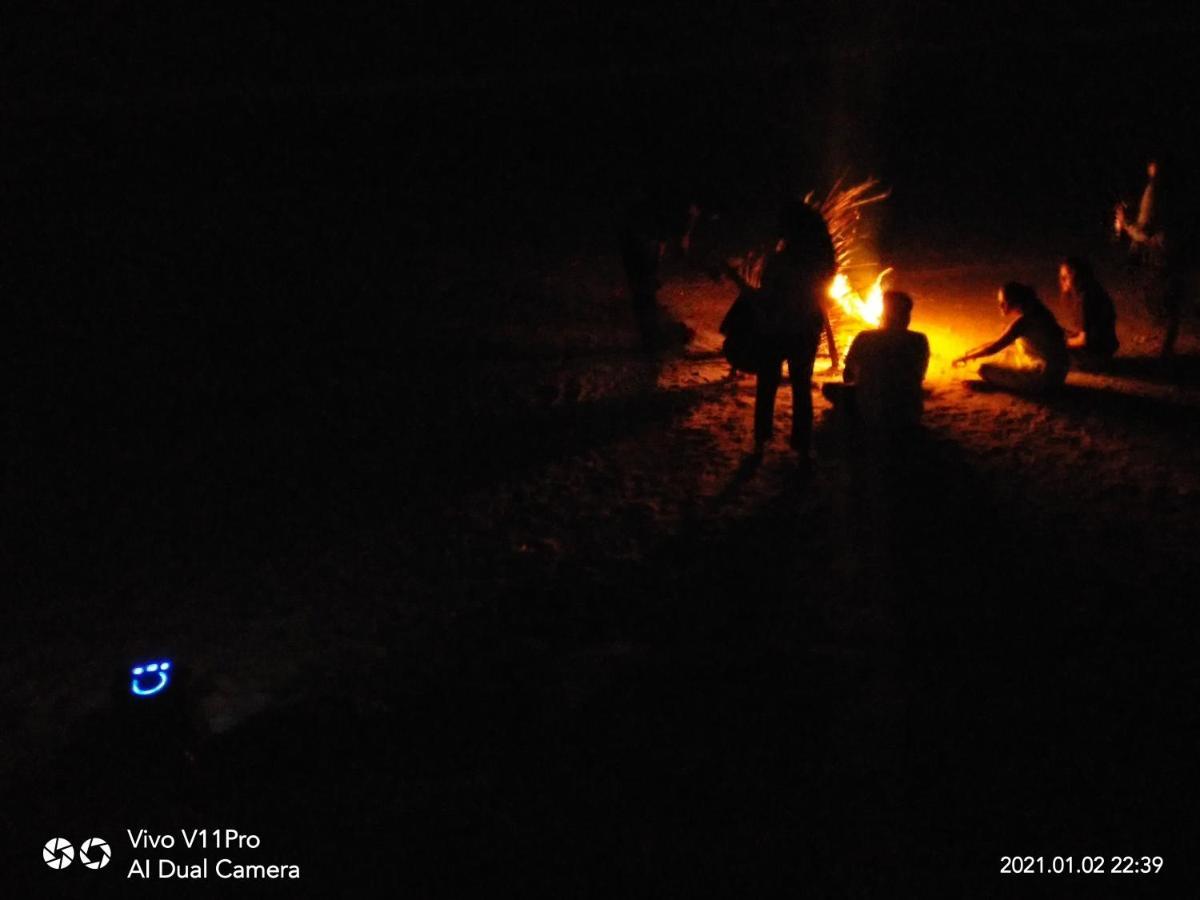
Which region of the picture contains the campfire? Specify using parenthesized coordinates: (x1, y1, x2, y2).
(810, 177, 892, 358)
(828, 268, 892, 328)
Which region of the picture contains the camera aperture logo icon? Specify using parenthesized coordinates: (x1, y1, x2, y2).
(43, 838, 74, 870)
(80, 837, 112, 869)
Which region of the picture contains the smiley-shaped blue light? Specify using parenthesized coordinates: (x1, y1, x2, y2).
(130, 660, 172, 697)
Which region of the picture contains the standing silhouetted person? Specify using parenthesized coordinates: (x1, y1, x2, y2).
(752, 200, 837, 460)
(620, 189, 701, 350)
(1115, 157, 1187, 357)
(822, 291, 930, 430)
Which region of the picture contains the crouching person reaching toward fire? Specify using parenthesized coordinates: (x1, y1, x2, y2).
(953, 282, 1069, 393)
(822, 291, 930, 431)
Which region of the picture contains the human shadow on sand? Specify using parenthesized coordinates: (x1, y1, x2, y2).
(1100, 353, 1200, 387)
(417, 378, 718, 496)
(1043, 381, 1200, 446)
(5, 409, 1196, 897)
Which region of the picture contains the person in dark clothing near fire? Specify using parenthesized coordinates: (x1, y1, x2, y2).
(822, 290, 930, 430)
(752, 200, 838, 461)
(1058, 256, 1118, 370)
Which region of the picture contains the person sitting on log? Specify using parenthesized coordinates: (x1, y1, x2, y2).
(1058, 256, 1118, 371)
(822, 290, 930, 431)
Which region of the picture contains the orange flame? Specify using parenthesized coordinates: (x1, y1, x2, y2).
(828, 267, 893, 326)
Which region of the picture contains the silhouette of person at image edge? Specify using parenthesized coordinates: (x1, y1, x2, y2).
(1114, 157, 1189, 357)
(953, 282, 1069, 393)
(1059, 256, 1118, 371)
(822, 291, 930, 430)
(752, 200, 837, 459)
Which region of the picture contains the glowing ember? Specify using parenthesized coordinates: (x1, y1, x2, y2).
(828, 267, 893, 326)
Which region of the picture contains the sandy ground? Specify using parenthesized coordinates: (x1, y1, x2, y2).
(6, 247, 1199, 893)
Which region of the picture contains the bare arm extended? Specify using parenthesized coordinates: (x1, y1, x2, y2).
(952, 318, 1022, 367)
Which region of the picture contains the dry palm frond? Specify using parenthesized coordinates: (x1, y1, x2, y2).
(806, 176, 891, 272)
(738, 250, 766, 290)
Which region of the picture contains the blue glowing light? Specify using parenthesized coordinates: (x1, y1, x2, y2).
(130, 660, 173, 697)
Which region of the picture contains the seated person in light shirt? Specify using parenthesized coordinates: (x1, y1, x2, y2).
(952, 282, 1069, 393)
(822, 290, 930, 429)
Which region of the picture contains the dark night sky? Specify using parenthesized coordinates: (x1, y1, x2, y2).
(7, 2, 1198, 225)
(6, 2, 1196, 93)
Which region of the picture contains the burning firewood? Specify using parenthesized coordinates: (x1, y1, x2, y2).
(808, 177, 893, 356)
